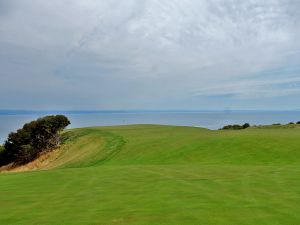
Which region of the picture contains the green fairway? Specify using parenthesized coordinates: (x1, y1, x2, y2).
(1, 125, 300, 224)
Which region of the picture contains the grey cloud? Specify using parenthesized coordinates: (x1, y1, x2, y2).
(0, 0, 299, 109)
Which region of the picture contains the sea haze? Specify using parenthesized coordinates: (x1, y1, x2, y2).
(1, 110, 300, 144)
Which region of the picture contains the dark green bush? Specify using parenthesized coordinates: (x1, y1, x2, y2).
(242, 123, 250, 129)
(0, 115, 70, 166)
(221, 123, 250, 130)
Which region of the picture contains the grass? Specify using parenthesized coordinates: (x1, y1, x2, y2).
(1, 124, 300, 224)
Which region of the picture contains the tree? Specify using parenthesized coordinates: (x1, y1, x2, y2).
(31, 115, 70, 150)
(221, 123, 250, 130)
(0, 115, 70, 166)
(242, 123, 250, 129)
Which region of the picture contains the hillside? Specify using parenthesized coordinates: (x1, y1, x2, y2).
(0, 125, 300, 224)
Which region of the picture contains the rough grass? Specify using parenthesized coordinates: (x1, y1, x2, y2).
(1, 124, 300, 224)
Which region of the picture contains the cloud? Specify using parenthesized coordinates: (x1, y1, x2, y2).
(193, 76, 300, 98)
(0, 0, 299, 109)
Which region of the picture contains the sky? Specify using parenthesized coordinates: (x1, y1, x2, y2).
(0, 0, 300, 110)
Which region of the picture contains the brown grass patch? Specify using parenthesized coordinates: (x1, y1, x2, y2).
(0, 148, 61, 173)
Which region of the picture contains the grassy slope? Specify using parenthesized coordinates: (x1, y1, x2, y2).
(0, 125, 300, 224)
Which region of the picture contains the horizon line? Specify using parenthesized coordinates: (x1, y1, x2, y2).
(1, 108, 300, 115)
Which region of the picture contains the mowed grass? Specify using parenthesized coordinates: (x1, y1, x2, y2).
(1, 125, 300, 224)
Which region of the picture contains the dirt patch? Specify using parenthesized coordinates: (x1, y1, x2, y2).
(0, 148, 61, 173)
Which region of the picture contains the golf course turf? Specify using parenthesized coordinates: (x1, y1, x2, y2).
(0, 124, 300, 224)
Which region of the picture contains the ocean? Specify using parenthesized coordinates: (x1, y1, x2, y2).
(1, 110, 300, 144)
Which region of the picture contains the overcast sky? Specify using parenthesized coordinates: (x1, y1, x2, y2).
(0, 0, 299, 110)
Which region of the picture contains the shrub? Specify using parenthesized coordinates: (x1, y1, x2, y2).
(297, 121, 300, 124)
(0, 115, 70, 166)
(242, 123, 250, 129)
(0, 146, 5, 166)
(221, 123, 250, 130)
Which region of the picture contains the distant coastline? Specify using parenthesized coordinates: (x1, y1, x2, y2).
(1, 109, 300, 116)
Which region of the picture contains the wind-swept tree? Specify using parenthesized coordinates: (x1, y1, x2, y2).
(0, 115, 70, 165)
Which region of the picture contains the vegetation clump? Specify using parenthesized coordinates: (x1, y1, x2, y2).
(221, 123, 250, 130)
(0, 115, 70, 166)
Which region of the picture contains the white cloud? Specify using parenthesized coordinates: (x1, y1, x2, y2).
(0, 0, 299, 109)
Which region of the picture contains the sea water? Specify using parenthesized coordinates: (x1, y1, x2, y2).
(1, 110, 300, 144)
